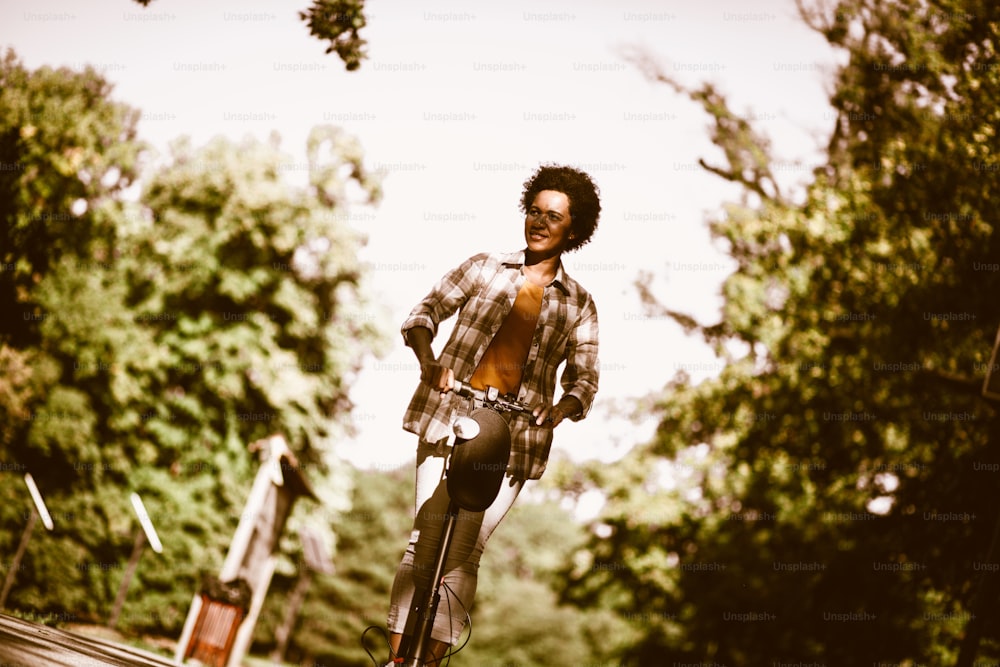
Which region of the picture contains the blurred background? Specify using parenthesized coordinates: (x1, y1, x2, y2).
(1, 0, 999, 665)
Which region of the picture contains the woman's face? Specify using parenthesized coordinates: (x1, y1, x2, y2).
(524, 190, 575, 258)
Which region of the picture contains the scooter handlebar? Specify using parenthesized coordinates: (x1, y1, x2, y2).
(452, 380, 531, 414)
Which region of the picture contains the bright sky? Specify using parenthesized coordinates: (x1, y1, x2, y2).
(2, 0, 838, 473)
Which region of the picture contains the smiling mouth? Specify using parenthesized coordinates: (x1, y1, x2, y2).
(529, 228, 548, 240)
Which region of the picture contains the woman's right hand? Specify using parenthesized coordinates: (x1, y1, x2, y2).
(420, 360, 455, 393)
(406, 326, 454, 393)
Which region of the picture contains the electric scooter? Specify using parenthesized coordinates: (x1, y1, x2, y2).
(396, 380, 530, 666)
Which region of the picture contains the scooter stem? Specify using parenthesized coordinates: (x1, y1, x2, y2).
(401, 499, 460, 667)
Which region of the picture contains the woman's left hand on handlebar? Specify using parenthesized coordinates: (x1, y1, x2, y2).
(532, 402, 570, 427)
(533, 405, 560, 427)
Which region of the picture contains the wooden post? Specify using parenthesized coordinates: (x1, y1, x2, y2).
(0, 509, 38, 609)
(270, 526, 336, 663)
(108, 529, 147, 628)
(270, 567, 313, 663)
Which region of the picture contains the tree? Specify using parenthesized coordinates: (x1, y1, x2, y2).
(0, 49, 143, 351)
(0, 50, 388, 637)
(560, 1, 1000, 664)
(128, 124, 384, 469)
(0, 49, 149, 620)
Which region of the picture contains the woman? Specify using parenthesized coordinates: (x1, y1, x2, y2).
(385, 164, 601, 665)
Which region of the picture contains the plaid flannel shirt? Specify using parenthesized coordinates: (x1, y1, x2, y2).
(401, 249, 600, 480)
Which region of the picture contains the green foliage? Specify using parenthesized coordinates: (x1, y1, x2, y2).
(461, 489, 636, 666)
(299, 0, 369, 71)
(0, 50, 387, 640)
(130, 126, 384, 466)
(0, 49, 142, 351)
(562, 1, 1000, 664)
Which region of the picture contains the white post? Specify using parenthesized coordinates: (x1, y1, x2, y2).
(175, 434, 296, 664)
(225, 554, 279, 667)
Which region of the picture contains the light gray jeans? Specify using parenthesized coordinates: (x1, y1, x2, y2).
(387, 440, 524, 645)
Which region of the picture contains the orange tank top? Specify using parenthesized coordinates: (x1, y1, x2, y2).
(469, 278, 544, 395)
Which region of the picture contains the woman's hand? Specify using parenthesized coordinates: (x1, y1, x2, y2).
(406, 326, 454, 392)
(420, 361, 455, 393)
(532, 396, 582, 428)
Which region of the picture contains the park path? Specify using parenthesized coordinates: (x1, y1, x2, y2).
(0, 613, 181, 666)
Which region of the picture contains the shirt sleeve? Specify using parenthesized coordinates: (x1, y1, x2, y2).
(559, 293, 600, 420)
(401, 253, 489, 344)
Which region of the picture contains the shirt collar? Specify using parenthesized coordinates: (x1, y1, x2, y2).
(501, 249, 571, 295)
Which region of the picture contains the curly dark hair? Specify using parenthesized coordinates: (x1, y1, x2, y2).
(519, 164, 601, 252)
